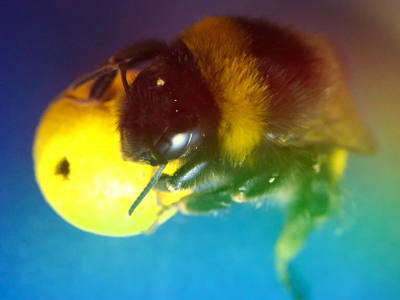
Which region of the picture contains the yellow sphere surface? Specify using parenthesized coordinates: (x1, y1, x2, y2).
(33, 76, 186, 236)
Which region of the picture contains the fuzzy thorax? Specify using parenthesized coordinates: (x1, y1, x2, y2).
(181, 17, 270, 164)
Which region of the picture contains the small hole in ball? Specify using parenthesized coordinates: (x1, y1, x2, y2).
(55, 157, 70, 180)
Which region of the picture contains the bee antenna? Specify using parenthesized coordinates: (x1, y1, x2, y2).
(128, 164, 167, 216)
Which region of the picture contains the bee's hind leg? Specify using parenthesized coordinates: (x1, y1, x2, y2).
(274, 163, 342, 300)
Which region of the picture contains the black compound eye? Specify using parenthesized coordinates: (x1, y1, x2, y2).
(154, 115, 194, 160)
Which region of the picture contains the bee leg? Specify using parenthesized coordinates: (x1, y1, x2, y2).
(179, 187, 233, 215)
(274, 167, 340, 300)
(88, 68, 118, 100)
(231, 170, 281, 200)
(70, 40, 169, 100)
(155, 160, 209, 191)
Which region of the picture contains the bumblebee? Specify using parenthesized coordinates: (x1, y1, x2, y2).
(73, 16, 374, 299)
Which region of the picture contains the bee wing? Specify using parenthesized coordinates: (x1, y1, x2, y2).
(281, 36, 375, 154)
(288, 79, 375, 154)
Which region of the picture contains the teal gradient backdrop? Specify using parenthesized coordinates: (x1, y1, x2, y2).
(1, 1, 399, 299)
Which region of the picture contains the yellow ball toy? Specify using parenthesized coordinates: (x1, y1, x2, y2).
(33, 74, 186, 237)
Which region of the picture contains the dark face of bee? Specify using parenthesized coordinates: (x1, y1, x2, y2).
(119, 60, 217, 166)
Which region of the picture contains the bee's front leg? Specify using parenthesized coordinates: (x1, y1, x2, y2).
(70, 40, 168, 100)
(155, 160, 210, 192)
(154, 159, 238, 214)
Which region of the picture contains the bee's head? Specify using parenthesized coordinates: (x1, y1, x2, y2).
(119, 58, 218, 166)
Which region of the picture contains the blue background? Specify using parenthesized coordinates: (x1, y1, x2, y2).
(1, 0, 400, 299)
